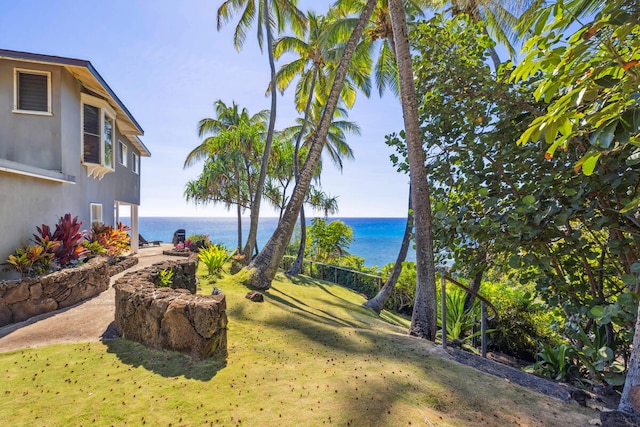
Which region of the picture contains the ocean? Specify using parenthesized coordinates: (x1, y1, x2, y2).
(129, 217, 415, 268)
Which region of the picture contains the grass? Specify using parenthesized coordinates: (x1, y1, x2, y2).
(0, 263, 597, 426)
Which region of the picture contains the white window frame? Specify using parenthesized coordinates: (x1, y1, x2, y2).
(90, 203, 103, 225)
(132, 152, 140, 175)
(13, 68, 52, 116)
(118, 140, 128, 167)
(81, 93, 117, 178)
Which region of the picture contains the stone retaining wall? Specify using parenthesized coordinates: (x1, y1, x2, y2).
(0, 257, 111, 327)
(113, 255, 227, 359)
(108, 256, 139, 277)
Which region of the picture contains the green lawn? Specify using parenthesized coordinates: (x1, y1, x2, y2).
(0, 264, 597, 426)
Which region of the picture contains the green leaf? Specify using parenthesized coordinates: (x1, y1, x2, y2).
(558, 117, 573, 137)
(589, 306, 605, 319)
(522, 195, 536, 205)
(508, 255, 522, 269)
(576, 152, 602, 176)
(622, 274, 638, 286)
(631, 262, 640, 274)
(594, 76, 620, 88)
(620, 196, 640, 213)
(545, 134, 570, 159)
(597, 346, 614, 362)
(603, 372, 626, 386)
(596, 121, 618, 149)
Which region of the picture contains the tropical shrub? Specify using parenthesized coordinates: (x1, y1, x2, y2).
(89, 222, 131, 258)
(437, 286, 482, 346)
(381, 261, 417, 315)
(198, 244, 236, 276)
(573, 324, 626, 387)
(34, 214, 86, 267)
(531, 344, 581, 382)
(7, 240, 58, 278)
(81, 240, 106, 257)
(481, 280, 561, 361)
(185, 234, 211, 252)
(306, 218, 353, 262)
(156, 268, 174, 288)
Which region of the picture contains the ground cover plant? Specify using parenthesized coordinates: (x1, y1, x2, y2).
(0, 262, 598, 426)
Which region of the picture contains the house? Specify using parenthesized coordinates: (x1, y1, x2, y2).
(0, 49, 150, 279)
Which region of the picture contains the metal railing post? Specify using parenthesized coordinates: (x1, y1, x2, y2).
(441, 273, 447, 351)
(481, 301, 487, 358)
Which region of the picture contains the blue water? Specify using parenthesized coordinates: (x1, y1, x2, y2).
(126, 217, 415, 268)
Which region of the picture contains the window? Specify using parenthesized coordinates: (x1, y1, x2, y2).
(81, 94, 116, 178)
(90, 203, 103, 224)
(13, 68, 51, 114)
(132, 152, 139, 174)
(104, 116, 113, 169)
(118, 140, 128, 167)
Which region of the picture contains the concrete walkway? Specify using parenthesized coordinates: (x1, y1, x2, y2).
(0, 245, 174, 353)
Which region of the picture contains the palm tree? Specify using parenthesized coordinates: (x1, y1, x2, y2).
(242, 0, 380, 289)
(185, 100, 268, 168)
(216, 0, 306, 260)
(283, 103, 360, 275)
(335, 0, 430, 96)
(272, 10, 370, 275)
(264, 134, 296, 219)
(184, 100, 267, 253)
(331, 0, 429, 317)
(388, 0, 439, 340)
(364, 189, 413, 313)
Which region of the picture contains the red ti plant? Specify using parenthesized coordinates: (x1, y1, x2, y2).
(34, 214, 87, 267)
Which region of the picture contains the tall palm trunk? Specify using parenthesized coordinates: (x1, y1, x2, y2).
(236, 200, 243, 252)
(389, 0, 438, 341)
(243, 0, 278, 260)
(288, 205, 307, 275)
(364, 189, 413, 313)
(620, 300, 640, 415)
(287, 72, 318, 276)
(244, 0, 379, 289)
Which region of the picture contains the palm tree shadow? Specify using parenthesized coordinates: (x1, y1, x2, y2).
(102, 338, 226, 381)
(265, 288, 358, 328)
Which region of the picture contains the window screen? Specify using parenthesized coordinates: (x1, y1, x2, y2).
(17, 72, 48, 112)
(83, 104, 101, 164)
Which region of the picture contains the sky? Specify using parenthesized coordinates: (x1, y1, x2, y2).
(0, 0, 410, 217)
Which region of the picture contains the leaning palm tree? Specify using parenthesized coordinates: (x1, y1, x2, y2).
(216, 0, 306, 260)
(283, 102, 360, 275)
(272, 9, 370, 275)
(331, 0, 429, 315)
(242, 0, 380, 289)
(364, 188, 413, 313)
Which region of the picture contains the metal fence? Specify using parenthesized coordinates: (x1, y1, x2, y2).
(280, 255, 382, 298)
(280, 256, 499, 358)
